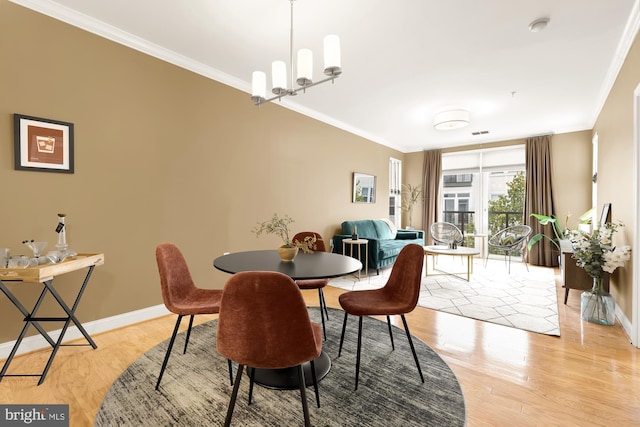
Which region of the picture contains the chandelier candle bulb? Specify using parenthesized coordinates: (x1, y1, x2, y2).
(251, 71, 266, 100)
(296, 48, 313, 86)
(271, 60, 288, 95)
(323, 34, 342, 75)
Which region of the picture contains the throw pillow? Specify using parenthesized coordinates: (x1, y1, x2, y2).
(380, 218, 398, 239)
(498, 232, 519, 246)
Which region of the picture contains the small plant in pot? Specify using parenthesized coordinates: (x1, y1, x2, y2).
(251, 213, 316, 261)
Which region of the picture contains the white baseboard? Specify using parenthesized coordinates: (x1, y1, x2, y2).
(616, 304, 633, 344)
(0, 304, 170, 360)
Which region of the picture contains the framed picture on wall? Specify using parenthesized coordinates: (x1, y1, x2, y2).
(14, 113, 74, 173)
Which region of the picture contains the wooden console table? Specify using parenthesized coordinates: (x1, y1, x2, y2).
(0, 253, 104, 385)
(559, 245, 606, 304)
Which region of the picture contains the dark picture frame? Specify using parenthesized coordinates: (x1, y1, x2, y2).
(600, 203, 612, 226)
(14, 114, 74, 173)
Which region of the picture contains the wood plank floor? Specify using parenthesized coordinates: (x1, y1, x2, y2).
(1, 269, 639, 426)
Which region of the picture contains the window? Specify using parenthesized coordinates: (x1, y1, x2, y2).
(389, 158, 402, 228)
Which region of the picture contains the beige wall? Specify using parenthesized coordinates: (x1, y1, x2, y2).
(593, 31, 640, 317)
(0, 2, 403, 342)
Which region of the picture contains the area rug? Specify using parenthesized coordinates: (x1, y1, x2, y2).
(330, 258, 560, 336)
(95, 308, 466, 426)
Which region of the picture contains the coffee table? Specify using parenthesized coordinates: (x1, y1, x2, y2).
(423, 245, 480, 282)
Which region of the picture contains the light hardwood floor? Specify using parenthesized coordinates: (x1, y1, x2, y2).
(1, 269, 639, 426)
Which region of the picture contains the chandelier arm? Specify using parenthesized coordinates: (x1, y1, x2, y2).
(254, 75, 340, 106)
(289, 0, 294, 91)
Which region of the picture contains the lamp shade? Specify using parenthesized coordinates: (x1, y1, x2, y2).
(271, 60, 287, 94)
(323, 34, 342, 76)
(251, 71, 266, 99)
(297, 48, 313, 86)
(434, 110, 470, 130)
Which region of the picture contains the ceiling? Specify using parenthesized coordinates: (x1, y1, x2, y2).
(14, 0, 639, 153)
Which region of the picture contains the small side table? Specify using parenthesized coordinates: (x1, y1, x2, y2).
(342, 239, 368, 279)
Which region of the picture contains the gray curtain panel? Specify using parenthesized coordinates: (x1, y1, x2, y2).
(422, 149, 442, 246)
(524, 135, 557, 267)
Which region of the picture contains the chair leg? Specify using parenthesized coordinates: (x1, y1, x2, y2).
(224, 364, 245, 427)
(248, 366, 256, 404)
(318, 289, 327, 341)
(183, 314, 195, 354)
(320, 288, 329, 320)
(310, 359, 320, 408)
(400, 315, 424, 383)
(155, 314, 184, 390)
(386, 315, 395, 350)
(338, 311, 349, 357)
(227, 359, 234, 386)
(297, 364, 311, 427)
(354, 316, 363, 391)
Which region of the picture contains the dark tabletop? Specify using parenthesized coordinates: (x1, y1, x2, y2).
(213, 250, 362, 280)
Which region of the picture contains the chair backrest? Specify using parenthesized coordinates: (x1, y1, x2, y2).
(381, 244, 424, 313)
(292, 231, 326, 252)
(217, 271, 321, 369)
(489, 225, 532, 248)
(430, 222, 464, 245)
(156, 242, 200, 313)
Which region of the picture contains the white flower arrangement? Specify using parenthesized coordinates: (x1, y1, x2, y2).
(567, 221, 631, 279)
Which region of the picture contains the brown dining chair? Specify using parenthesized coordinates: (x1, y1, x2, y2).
(217, 271, 323, 427)
(155, 242, 225, 390)
(292, 231, 330, 340)
(338, 243, 425, 390)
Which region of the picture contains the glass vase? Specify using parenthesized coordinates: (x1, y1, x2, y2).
(581, 276, 615, 326)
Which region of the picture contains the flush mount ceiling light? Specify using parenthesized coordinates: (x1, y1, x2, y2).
(433, 109, 470, 131)
(250, 0, 342, 106)
(529, 17, 550, 33)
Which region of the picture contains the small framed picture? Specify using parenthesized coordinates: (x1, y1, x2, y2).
(14, 114, 74, 173)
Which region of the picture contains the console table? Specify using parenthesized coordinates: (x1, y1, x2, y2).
(0, 253, 104, 385)
(559, 243, 605, 304)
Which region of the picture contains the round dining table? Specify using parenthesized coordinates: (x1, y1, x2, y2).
(213, 249, 362, 390)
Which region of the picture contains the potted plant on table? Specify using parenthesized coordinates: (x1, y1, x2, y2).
(566, 221, 631, 325)
(251, 213, 316, 262)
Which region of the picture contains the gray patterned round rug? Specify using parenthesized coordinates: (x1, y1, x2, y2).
(95, 308, 466, 426)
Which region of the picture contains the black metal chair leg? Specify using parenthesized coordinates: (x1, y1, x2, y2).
(183, 314, 195, 354)
(320, 289, 329, 319)
(227, 359, 234, 386)
(248, 366, 256, 404)
(155, 314, 184, 390)
(354, 316, 363, 391)
(310, 360, 320, 408)
(386, 315, 395, 350)
(224, 364, 244, 427)
(297, 364, 311, 427)
(401, 314, 424, 383)
(338, 311, 349, 357)
(318, 290, 327, 341)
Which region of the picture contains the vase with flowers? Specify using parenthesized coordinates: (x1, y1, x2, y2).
(567, 221, 631, 325)
(251, 213, 317, 262)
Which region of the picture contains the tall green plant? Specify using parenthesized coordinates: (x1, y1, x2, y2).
(527, 210, 592, 252)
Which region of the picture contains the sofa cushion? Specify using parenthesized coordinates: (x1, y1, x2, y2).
(373, 219, 395, 240)
(396, 231, 419, 239)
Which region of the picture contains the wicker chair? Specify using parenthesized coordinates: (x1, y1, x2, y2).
(485, 225, 532, 273)
(430, 222, 464, 247)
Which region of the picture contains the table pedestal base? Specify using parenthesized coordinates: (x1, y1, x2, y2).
(247, 351, 331, 390)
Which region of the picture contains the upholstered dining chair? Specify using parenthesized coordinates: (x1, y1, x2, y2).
(486, 224, 532, 273)
(338, 243, 425, 390)
(430, 222, 464, 247)
(292, 231, 330, 340)
(155, 242, 225, 390)
(217, 271, 323, 427)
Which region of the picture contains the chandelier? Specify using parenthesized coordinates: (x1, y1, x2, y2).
(250, 0, 342, 106)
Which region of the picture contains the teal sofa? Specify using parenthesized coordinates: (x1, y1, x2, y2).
(332, 219, 425, 274)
